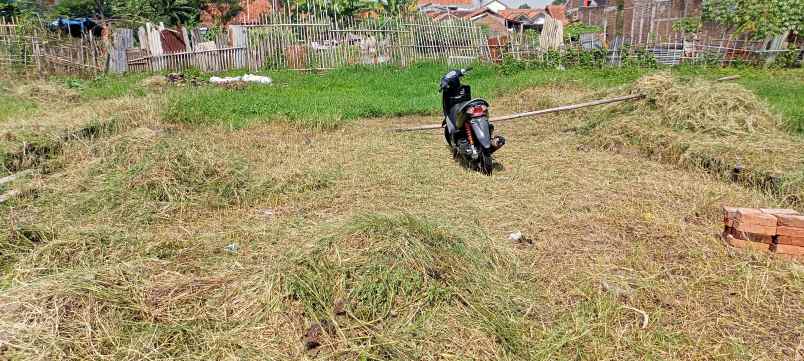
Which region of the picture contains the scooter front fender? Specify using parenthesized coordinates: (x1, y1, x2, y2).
(444, 116, 456, 134)
(470, 118, 492, 149)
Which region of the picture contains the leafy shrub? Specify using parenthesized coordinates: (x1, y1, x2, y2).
(623, 45, 658, 68)
(564, 23, 603, 42)
(672, 17, 702, 34)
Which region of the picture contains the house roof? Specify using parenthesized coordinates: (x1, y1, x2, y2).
(464, 7, 499, 19)
(417, 0, 475, 7)
(463, 7, 525, 25)
(498, 9, 544, 22)
(426, 8, 476, 21)
(432, 12, 464, 21)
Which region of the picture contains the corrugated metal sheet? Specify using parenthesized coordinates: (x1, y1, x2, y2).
(160, 29, 187, 54)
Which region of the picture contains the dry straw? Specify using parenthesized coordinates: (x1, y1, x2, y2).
(632, 72, 778, 134)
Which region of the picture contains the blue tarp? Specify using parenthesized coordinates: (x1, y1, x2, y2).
(48, 17, 102, 37)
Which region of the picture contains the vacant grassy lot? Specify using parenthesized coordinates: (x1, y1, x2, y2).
(1, 65, 803, 360)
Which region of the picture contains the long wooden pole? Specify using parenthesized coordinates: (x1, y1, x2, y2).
(391, 94, 646, 132)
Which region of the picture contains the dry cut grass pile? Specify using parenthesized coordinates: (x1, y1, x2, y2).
(631, 72, 779, 134)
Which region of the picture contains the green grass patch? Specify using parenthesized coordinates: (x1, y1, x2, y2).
(59, 73, 151, 100)
(164, 63, 650, 128)
(0, 92, 36, 124)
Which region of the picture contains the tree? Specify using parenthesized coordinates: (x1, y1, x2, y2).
(198, 0, 241, 26)
(702, 0, 804, 39)
(52, 0, 112, 18)
(518, 4, 531, 9)
(551, 0, 566, 5)
(148, 0, 198, 26)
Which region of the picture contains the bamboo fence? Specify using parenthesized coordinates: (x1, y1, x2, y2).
(2, 8, 801, 77)
(241, 12, 490, 71)
(0, 17, 105, 76)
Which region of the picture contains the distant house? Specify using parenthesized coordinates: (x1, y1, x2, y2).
(423, 0, 566, 34)
(499, 8, 545, 31)
(481, 0, 507, 12)
(463, 7, 511, 34)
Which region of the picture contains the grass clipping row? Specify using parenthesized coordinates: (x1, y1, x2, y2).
(632, 72, 778, 134)
(583, 73, 803, 206)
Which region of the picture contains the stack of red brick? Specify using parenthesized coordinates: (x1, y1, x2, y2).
(723, 207, 804, 257)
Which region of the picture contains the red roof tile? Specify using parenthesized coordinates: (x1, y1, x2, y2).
(464, 7, 496, 19)
(498, 9, 544, 22)
(417, 0, 475, 7)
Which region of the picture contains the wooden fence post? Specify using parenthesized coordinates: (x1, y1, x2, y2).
(109, 28, 134, 74)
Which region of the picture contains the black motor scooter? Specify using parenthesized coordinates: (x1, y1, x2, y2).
(440, 67, 505, 175)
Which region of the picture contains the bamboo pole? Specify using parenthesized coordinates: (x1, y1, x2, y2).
(390, 94, 646, 132)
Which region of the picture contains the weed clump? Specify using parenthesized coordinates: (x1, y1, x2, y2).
(633, 72, 778, 134)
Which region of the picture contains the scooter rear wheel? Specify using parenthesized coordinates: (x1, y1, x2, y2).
(478, 150, 493, 175)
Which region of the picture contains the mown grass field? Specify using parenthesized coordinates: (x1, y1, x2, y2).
(1, 64, 803, 360)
